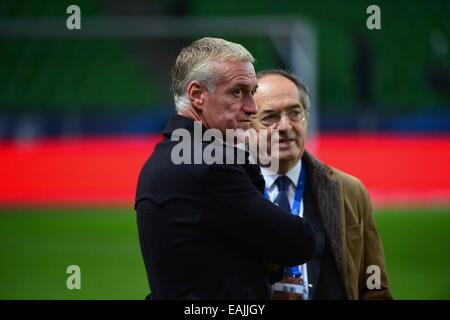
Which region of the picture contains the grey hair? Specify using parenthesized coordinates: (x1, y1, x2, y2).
(256, 69, 310, 115)
(171, 37, 255, 112)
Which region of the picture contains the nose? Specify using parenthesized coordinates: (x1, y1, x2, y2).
(276, 113, 292, 131)
(243, 95, 258, 115)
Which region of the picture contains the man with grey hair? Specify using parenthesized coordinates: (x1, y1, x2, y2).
(251, 69, 392, 300)
(135, 38, 316, 300)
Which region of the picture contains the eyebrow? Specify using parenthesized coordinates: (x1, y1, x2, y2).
(232, 83, 258, 91)
(261, 103, 302, 113)
(285, 103, 302, 110)
(260, 109, 277, 114)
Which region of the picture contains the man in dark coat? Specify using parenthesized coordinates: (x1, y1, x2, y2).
(135, 37, 316, 300)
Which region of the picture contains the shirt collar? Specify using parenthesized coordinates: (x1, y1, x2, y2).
(260, 159, 302, 190)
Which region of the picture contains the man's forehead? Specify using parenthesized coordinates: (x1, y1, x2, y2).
(256, 76, 301, 108)
(257, 75, 298, 94)
(214, 60, 257, 85)
(256, 89, 301, 108)
(257, 98, 302, 113)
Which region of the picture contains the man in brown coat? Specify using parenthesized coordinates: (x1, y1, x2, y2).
(251, 69, 392, 300)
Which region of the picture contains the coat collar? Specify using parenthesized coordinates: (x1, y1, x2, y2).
(302, 151, 344, 281)
(163, 114, 203, 138)
(162, 113, 252, 161)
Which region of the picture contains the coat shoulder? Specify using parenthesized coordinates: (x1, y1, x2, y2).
(328, 166, 368, 195)
(325, 165, 372, 220)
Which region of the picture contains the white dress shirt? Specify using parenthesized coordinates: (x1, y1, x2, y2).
(260, 160, 310, 299)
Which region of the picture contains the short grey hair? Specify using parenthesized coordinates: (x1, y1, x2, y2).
(171, 37, 255, 112)
(256, 69, 310, 115)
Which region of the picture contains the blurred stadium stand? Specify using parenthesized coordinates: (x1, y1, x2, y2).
(1, 0, 449, 134)
(0, 0, 449, 206)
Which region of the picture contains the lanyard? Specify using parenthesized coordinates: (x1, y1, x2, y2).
(263, 162, 308, 285)
(263, 162, 307, 217)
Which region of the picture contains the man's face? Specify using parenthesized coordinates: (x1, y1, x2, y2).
(201, 61, 258, 133)
(252, 74, 308, 171)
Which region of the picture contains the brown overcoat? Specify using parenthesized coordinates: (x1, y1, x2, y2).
(303, 151, 392, 299)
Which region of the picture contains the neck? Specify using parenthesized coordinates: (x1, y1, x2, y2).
(178, 107, 208, 127)
(278, 161, 295, 175)
(278, 156, 302, 175)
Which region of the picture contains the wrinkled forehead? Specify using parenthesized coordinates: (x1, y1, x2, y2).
(213, 60, 257, 87)
(255, 75, 308, 112)
(257, 91, 303, 113)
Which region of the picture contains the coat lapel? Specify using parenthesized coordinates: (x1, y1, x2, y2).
(303, 151, 345, 282)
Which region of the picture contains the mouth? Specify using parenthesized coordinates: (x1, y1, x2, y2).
(275, 138, 295, 149)
(238, 120, 252, 127)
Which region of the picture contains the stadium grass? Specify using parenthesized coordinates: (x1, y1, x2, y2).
(0, 207, 449, 300)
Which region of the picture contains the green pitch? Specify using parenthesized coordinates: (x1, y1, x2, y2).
(0, 207, 449, 299)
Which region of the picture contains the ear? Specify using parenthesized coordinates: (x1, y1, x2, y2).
(187, 81, 205, 110)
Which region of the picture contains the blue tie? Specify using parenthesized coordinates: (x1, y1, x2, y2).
(274, 175, 302, 278)
(274, 176, 291, 212)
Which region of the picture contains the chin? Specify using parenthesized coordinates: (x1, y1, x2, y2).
(277, 149, 298, 160)
(276, 155, 295, 165)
